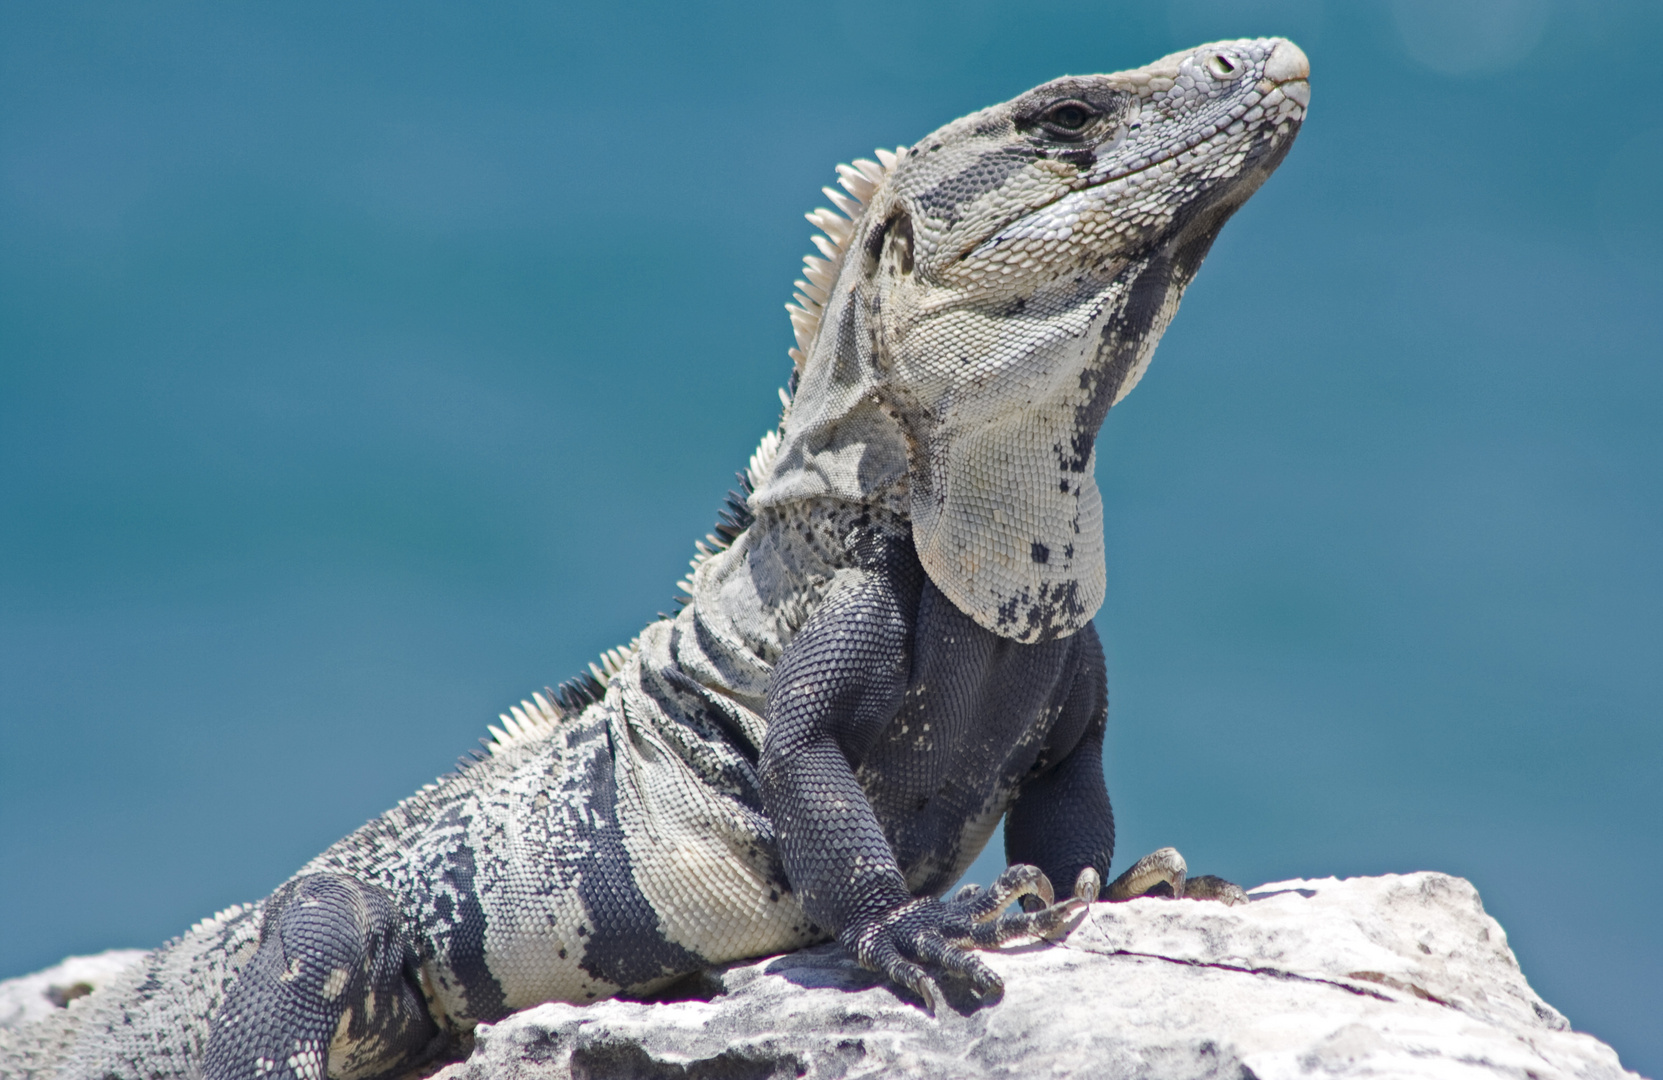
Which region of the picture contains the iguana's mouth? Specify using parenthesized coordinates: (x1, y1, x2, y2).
(1089, 91, 1306, 188)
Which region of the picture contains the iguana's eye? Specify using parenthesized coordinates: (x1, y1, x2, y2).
(1207, 52, 1243, 81)
(1037, 100, 1097, 137)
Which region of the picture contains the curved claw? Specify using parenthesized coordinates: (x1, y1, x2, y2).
(951, 863, 1054, 923)
(1106, 847, 1188, 900)
(894, 960, 941, 1015)
(844, 866, 1092, 1014)
(917, 931, 1002, 997)
(912, 973, 942, 1016)
(966, 895, 1086, 947)
(860, 931, 939, 1014)
(1105, 851, 1247, 905)
(1072, 866, 1103, 903)
(1016, 865, 1056, 908)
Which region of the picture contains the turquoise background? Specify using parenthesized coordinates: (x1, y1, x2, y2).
(2, 1, 1659, 1071)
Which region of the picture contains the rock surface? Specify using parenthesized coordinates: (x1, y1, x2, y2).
(434, 874, 1637, 1080)
(0, 875, 1639, 1079)
(0, 950, 148, 1030)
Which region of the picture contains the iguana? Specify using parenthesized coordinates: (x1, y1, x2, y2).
(1, 37, 1309, 1080)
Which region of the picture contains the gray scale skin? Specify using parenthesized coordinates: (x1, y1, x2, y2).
(0, 38, 1307, 1080)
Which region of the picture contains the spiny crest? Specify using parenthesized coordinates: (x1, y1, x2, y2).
(747, 427, 782, 495)
(483, 690, 566, 756)
(481, 638, 639, 757)
(785, 148, 905, 388)
(671, 149, 900, 607)
(454, 429, 785, 774)
(186, 903, 251, 938)
(442, 690, 564, 777)
(441, 639, 640, 779)
(436, 151, 903, 783)
(674, 428, 782, 603)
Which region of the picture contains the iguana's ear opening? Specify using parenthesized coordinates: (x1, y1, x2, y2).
(861, 211, 914, 280)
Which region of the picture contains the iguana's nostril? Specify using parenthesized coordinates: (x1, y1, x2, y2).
(1207, 53, 1241, 80)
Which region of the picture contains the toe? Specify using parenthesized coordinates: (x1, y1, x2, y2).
(918, 935, 1002, 997)
(1184, 874, 1250, 905)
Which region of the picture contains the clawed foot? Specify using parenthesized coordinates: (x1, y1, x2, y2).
(842, 864, 1090, 1014)
(848, 853, 1244, 1014)
(1105, 847, 1248, 905)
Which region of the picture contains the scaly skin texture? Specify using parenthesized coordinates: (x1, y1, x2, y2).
(0, 38, 1307, 1080)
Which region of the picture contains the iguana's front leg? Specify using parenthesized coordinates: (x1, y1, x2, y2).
(758, 531, 1082, 1013)
(1002, 623, 1116, 899)
(1000, 623, 1248, 908)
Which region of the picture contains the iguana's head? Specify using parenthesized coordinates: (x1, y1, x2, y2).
(753, 39, 1309, 642)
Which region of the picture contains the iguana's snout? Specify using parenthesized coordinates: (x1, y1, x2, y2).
(1264, 38, 1311, 92)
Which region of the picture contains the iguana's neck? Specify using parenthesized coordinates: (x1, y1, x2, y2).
(748, 276, 911, 520)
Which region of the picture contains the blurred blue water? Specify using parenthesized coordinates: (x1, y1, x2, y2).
(2, 2, 1658, 1072)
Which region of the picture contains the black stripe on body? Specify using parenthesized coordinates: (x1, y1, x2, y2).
(435, 842, 505, 1021)
(415, 806, 509, 1023)
(572, 725, 706, 992)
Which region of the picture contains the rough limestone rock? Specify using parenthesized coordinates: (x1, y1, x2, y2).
(0, 950, 148, 1030)
(431, 874, 1637, 1080)
(0, 875, 1638, 1079)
